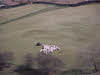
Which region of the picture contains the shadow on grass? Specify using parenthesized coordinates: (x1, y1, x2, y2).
(0, 6, 66, 25)
(14, 52, 100, 75)
(14, 52, 65, 75)
(61, 68, 98, 75)
(14, 65, 43, 75)
(0, 52, 99, 75)
(61, 69, 83, 75)
(0, 51, 14, 71)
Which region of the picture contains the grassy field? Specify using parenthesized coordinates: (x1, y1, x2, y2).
(0, 3, 100, 73)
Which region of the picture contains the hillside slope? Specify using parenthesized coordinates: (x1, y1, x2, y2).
(0, 3, 100, 69)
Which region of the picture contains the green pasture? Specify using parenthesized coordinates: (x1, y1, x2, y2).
(0, 3, 100, 71)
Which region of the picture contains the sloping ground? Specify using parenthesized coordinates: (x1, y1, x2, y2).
(1, 0, 99, 7)
(1, 0, 85, 5)
(0, 3, 100, 71)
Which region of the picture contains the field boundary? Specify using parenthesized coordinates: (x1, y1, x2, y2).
(0, 1, 100, 9)
(0, 7, 66, 25)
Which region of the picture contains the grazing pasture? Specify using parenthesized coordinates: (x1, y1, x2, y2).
(0, 3, 100, 75)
